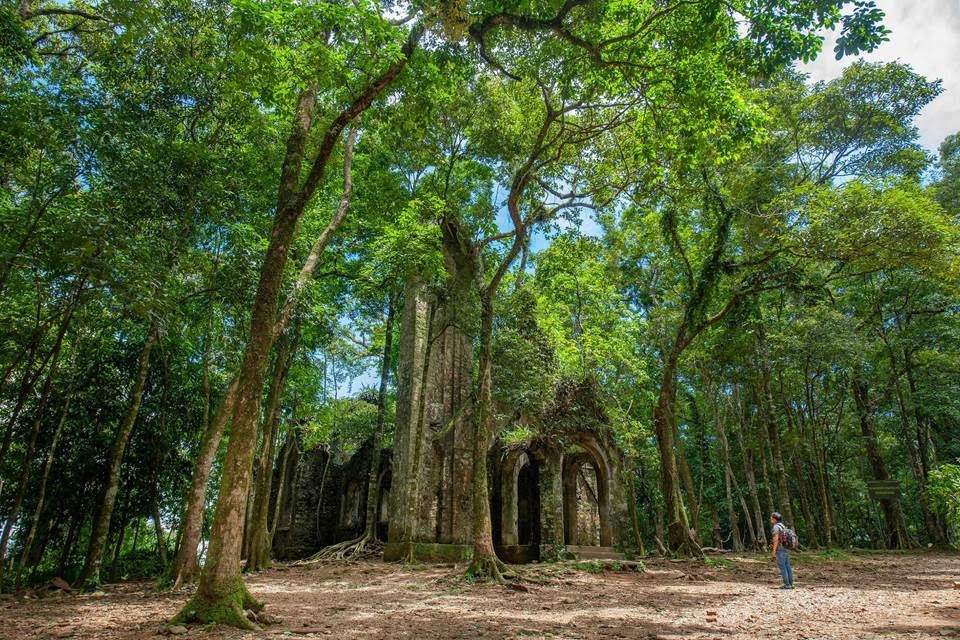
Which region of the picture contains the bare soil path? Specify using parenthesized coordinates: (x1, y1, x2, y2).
(2, 551, 958, 640)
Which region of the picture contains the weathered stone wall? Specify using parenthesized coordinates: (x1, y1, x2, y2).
(386, 275, 475, 554)
(272, 439, 385, 560)
(272, 443, 327, 560)
(275, 273, 638, 564)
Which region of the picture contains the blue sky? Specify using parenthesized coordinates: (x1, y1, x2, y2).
(799, 0, 960, 154)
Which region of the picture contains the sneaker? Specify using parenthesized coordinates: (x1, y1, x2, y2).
(779, 585, 791, 589)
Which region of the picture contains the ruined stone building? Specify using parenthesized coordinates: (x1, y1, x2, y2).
(273, 279, 638, 564)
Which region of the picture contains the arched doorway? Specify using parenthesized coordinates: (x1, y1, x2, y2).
(495, 450, 540, 563)
(562, 440, 613, 548)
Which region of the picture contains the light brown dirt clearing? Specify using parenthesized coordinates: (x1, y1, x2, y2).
(2, 551, 958, 639)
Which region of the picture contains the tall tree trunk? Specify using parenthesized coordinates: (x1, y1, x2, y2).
(246, 117, 359, 568)
(890, 368, 940, 544)
(791, 455, 818, 547)
(169, 378, 238, 588)
(0, 299, 72, 588)
(16, 395, 70, 582)
(174, 31, 421, 621)
(852, 377, 910, 549)
(59, 502, 85, 577)
(363, 295, 394, 541)
(875, 305, 942, 544)
(672, 415, 700, 539)
(902, 350, 947, 544)
(108, 488, 131, 581)
(712, 397, 743, 552)
(78, 323, 159, 588)
(652, 344, 696, 554)
(154, 501, 168, 565)
(627, 469, 647, 556)
(755, 328, 793, 527)
(468, 297, 500, 576)
(810, 425, 835, 547)
(245, 330, 295, 571)
(777, 379, 821, 547)
(757, 427, 776, 521)
(109, 517, 128, 582)
(153, 357, 171, 567)
(731, 387, 766, 548)
(28, 512, 59, 582)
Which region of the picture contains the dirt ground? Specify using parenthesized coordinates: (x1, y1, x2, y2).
(2, 551, 958, 640)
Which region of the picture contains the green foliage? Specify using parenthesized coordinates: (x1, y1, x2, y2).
(303, 397, 381, 454)
(801, 178, 956, 275)
(935, 132, 960, 215)
(0, 0, 954, 594)
(574, 560, 606, 573)
(365, 196, 445, 285)
(0, 6, 31, 66)
(929, 463, 960, 541)
(500, 424, 538, 447)
(492, 287, 558, 415)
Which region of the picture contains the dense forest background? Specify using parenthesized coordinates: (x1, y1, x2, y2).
(0, 0, 958, 627)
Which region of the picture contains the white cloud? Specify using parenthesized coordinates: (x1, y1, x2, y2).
(798, 0, 960, 154)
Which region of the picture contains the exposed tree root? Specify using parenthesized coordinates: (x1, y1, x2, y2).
(466, 554, 507, 583)
(675, 537, 705, 559)
(295, 535, 384, 564)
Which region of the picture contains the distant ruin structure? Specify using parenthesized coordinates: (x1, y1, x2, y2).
(273, 279, 637, 563)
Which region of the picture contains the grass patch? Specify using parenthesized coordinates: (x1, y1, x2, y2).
(575, 560, 606, 573)
(814, 548, 851, 561)
(573, 559, 644, 573)
(704, 556, 736, 570)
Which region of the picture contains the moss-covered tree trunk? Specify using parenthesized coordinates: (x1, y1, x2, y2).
(246, 330, 295, 571)
(672, 414, 700, 538)
(174, 84, 320, 628)
(174, 31, 419, 622)
(468, 297, 500, 578)
(652, 346, 695, 554)
(170, 378, 237, 588)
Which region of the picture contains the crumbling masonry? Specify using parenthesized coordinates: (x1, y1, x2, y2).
(274, 279, 636, 563)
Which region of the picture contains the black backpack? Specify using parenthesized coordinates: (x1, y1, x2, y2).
(778, 523, 799, 550)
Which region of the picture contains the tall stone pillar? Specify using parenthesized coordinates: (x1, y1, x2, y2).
(387, 277, 430, 545)
(537, 446, 565, 561)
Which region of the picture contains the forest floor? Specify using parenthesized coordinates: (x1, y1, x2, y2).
(2, 550, 958, 640)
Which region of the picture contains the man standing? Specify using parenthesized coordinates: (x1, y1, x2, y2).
(771, 512, 794, 589)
